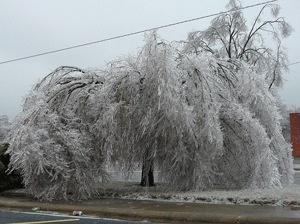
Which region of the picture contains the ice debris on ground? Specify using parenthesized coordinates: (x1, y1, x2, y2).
(99, 182, 300, 207)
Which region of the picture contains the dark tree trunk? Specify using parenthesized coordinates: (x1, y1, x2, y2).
(140, 158, 155, 186)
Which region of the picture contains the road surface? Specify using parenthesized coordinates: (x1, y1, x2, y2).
(0, 210, 156, 224)
(294, 171, 300, 185)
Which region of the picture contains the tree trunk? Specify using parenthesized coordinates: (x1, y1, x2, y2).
(140, 158, 155, 186)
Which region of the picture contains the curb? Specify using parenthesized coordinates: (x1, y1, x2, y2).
(0, 196, 238, 223)
(293, 165, 300, 170)
(1, 196, 300, 224)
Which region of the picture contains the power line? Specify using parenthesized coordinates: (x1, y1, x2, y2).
(286, 61, 300, 67)
(0, 0, 277, 65)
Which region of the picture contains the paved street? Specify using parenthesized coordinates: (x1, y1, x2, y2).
(0, 210, 156, 224)
(294, 157, 300, 185)
(294, 171, 300, 185)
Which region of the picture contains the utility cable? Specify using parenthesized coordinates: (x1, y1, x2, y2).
(286, 61, 300, 67)
(0, 0, 277, 65)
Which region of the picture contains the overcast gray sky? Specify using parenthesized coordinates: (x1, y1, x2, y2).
(0, 0, 299, 119)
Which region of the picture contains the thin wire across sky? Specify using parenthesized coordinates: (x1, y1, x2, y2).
(0, 0, 278, 65)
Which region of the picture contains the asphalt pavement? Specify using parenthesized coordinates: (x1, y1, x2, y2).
(0, 210, 153, 224)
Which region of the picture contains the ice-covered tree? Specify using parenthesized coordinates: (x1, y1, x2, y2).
(7, 0, 294, 200)
(183, 0, 292, 90)
(174, 0, 294, 189)
(7, 67, 112, 200)
(0, 115, 10, 143)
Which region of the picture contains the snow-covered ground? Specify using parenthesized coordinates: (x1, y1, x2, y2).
(101, 182, 300, 207)
(104, 171, 300, 207)
(173, 184, 300, 206)
(6, 170, 300, 207)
